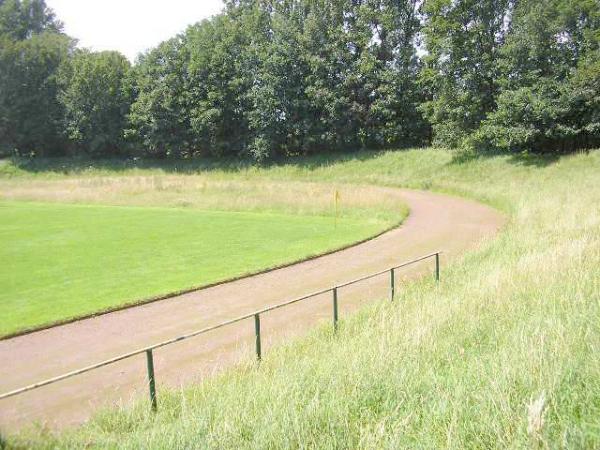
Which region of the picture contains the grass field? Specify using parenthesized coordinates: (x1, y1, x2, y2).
(0, 199, 398, 337)
(0, 158, 408, 336)
(4, 148, 600, 448)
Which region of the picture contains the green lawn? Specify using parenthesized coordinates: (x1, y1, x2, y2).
(0, 201, 392, 337)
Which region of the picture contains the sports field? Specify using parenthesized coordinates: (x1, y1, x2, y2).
(0, 198, 399, 337)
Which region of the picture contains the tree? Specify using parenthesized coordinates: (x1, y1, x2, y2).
(471, 0, 600, 152)
(0, 32, 72, 155)
(420, 0, 514, 147)
(126, 36, 193, 158)
(244, 2, 312, 160)
(0, 0, 71, 155)
(292, 0, 426, 153)
(58, 50, 131, 156)
(564, 52, 600, 149)
(186, 11, 257, 158)
(0, 0, 62, 40)
(185, 2, 279, 159)
(351, 0, 427, 147)
(4, 0, 599, 159)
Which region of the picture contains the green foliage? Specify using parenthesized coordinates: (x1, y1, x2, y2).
(186, 9, 261, 158)
(183, 0, 427, 160)
(57, 50, 131, 156)
(0, 31, 72, 155)
(126, 37, 195, 158)
(471, 0, 600, 152)
(1, 0, 600, 158)
(302, 0, 427, 151)
(420, 0, 514, 147)
(421, 0, 600, 153)
(0, 0, 61, 40)
(0, 0, 71, 155)
(566, 52, 600, 142)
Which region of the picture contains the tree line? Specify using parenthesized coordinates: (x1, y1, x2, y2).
(1, 0, 599, 161)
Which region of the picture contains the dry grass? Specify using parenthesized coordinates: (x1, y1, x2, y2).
(0, 176, 405, 223)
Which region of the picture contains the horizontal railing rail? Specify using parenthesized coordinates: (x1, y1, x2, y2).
(0, 251, 441, 409)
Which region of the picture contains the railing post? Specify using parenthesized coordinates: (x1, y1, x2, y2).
(332, 287, 339, 331)
(390, 268, 395, 301)
(145, 349, 157, 412)
(254, 313, 262, 361)
(435, 252, 440, 282)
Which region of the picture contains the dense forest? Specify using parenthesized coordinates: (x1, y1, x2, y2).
(0, 0, 599, 161)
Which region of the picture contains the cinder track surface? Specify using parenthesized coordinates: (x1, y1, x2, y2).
(0, 189, 504, 432)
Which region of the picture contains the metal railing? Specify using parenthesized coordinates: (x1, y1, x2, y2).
(0, 251, 441, 412)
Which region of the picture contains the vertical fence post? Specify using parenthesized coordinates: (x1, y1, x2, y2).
(390, 268, 395, 301)
(254, 313, 262, 361)
(145, 349, 157, 412)
(332, 287, 339, 331)
(435, 252, 440, 282)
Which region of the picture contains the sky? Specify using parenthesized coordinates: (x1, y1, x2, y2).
(46, 0, 225, 61)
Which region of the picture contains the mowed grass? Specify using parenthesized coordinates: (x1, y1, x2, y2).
(5, 149, 600, 448)
(0, 200, 393, 337)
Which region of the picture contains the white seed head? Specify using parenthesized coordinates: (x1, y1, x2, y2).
(527, 391, 546, 438)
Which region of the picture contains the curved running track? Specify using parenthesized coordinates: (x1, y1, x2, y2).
(0, 189, 504, 432)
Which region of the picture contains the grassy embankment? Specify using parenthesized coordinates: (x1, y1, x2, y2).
(0, 163, 407, 337)
(6, 148, 600, 448)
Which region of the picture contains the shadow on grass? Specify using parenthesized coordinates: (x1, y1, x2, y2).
(505, 151, 563, 167)
(6, 146, 580, 177)
(6, 155, 253, 175)
(5, 148, 390, 176)
(448, 148, 565, 168)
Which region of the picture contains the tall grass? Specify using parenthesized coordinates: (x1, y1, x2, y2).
(0, 176, 404, 224)
(7, 149, 600, 448)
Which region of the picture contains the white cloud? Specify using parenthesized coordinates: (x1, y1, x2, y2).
(46, 0, 224, 61)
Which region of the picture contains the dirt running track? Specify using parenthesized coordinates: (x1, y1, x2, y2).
(0, 189, 504, 432)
